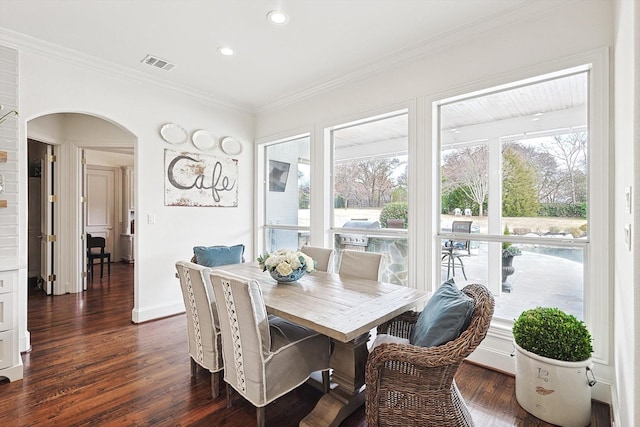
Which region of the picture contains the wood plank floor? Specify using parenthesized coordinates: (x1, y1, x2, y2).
(0, 262, 611, 426)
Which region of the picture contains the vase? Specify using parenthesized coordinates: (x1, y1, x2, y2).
(502, 255, 515, 293)
(269, 268, 306, 283)
(514, 343, 594, 427)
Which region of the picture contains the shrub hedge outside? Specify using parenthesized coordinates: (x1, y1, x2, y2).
(379, 202, 408, 228)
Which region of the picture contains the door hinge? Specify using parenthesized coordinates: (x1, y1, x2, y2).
(47, 234, 57, 242)
(81, 158, 86, 165)
(48, 154, 57, 163)
(47, 274, 56, 282)
(48, 195, 57, 203)
(81, 196, 87, 203)
(81, 272, 87, 278)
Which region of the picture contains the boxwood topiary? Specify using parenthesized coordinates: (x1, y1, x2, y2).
(513, 307, 593, 362)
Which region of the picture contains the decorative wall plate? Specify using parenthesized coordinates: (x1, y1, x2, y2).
(160, 123, 188, 144)
(192, 130, 218, 151)
(220, 137, 242, 155)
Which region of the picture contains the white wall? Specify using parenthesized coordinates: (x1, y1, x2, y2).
(1, 35, 254, 346)
(255, 0, 622, 411)
(84, 150, 134, 168)
(613, 1, 639, 426)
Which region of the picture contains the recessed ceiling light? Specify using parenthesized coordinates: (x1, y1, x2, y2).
(267, 10, 289, 25)
(218, 46, 234, 56)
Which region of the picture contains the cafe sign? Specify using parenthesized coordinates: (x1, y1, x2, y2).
(164, 149, 238, 207)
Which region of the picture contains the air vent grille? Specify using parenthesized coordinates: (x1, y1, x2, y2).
(141, 54, 175, 71)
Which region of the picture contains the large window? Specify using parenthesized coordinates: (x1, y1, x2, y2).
(263, 135, 311, 252)
(437, 70, 590, 320)
(329, 110, 409, 285)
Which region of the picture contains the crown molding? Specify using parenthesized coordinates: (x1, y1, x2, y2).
(0, 28, 252, 114)
(256, 0, 578, 113)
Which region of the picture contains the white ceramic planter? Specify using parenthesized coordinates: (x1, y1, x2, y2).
(514, 342, 595, 427)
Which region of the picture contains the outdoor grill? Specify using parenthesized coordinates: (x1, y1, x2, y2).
(339, 219, 380, 250)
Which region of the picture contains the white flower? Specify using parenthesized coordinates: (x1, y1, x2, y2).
(276, 262, 293, 276)
(258, 249, 316, 276)
(303, 254, 315, 272)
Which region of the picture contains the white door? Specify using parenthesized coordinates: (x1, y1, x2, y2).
(40, 145, 55, 295)
(86, 166, 116, 256)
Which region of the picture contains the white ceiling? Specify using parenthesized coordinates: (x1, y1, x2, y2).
(0, 0, 551, 112)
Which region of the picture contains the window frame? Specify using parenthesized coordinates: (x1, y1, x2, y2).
(256, 130, 313, 254)
(429, 51, 610, 365)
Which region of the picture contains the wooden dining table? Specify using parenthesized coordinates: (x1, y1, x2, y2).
(217, 262, 430, 427)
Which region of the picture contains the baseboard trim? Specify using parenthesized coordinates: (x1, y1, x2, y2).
(131, 303, 184, 323)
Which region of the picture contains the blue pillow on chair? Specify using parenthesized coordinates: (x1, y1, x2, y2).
(193, 244, 245, 268)
(409, 279, 475, 347)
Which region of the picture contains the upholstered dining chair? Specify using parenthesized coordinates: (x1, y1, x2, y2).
(209, 270, 331, 427)
(175, 261, 224, 398)
(338, 249, 383, 281)
(365, 283, 495, 427)
(300, 245, 335, 272)
(87, 234, 111, 279)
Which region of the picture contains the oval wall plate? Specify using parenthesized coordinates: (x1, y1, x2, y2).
(192, 130, 218, 151)
(160, 123, 188, 144)
(220, 137, 242, 155)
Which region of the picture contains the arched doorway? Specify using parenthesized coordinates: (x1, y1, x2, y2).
(27, 112, 136, 295)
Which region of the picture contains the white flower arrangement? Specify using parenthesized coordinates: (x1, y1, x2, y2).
(257, 249, 315, 276)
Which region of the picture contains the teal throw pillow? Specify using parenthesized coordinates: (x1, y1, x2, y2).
(409, 279, 475, 347)
(193, 244, 245, 268)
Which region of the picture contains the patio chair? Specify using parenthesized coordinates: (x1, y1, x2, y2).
(209, 270, 331, 427)
(175, 261, 224, 398)
(442, 220, 472, 280)
(365, 283, 495, 427)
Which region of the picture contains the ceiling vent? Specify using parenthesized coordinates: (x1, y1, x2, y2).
(141, 54, 175, 71)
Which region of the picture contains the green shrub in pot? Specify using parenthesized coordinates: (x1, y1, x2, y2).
(512, 306, 593, 362)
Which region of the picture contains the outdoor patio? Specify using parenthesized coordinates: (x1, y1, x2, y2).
(442, 243, 584, 321)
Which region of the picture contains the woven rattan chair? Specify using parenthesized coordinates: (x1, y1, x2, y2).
(365, 283, 495, 427)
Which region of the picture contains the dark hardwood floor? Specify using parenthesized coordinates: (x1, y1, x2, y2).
(0, 262, 610, 426)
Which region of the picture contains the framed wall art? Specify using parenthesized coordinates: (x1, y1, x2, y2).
(164, 149, 238, 207)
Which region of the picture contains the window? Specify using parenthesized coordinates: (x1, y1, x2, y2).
(329, 110, 409, 285)
(263, 135, 311, 252)
(437, 70, 590, 320)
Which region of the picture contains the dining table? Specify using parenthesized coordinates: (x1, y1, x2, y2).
(217, 262, 430, 427)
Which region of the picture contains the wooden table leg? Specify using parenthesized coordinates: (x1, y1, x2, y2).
(300, 333, 369, 427)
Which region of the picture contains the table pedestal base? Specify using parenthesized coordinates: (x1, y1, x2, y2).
(300, 333, 369, 427)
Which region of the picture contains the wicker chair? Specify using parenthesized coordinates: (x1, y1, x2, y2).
(365, 283, 495, 427)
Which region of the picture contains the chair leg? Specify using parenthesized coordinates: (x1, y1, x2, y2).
(107, 254, 111, 276)
(322, 369, 330, 394)
(100, 257, 104, 279)
(226, 383, 233, 408)
(256, 406, 266, 427)
(456, 256, 468, 280)
(190, 358, 197, 377)
(211, 371, 221, 398)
